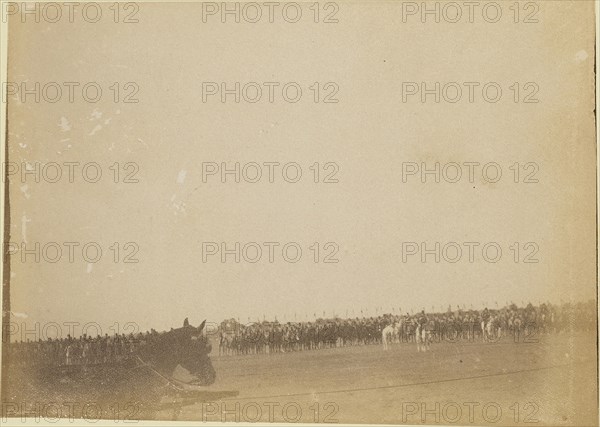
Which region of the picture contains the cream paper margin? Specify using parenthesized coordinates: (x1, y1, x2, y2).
(0, 1, 597, 426)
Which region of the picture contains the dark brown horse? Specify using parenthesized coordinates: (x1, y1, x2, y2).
(137, 319, 216, 387)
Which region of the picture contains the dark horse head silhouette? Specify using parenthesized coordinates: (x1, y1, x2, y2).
(138, 319, 216, 387)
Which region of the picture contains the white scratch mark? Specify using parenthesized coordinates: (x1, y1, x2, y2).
(88, 125, 102, 136)
(575, 50, 588, 63)
(11, 312, 28, 319)
(20, 184, 30, 199)
(87, 263, 93, 273)
(177, 170, 187, 184)
(21, 214, 31, 243)
(172, 201, 187, 216)
(59, 117, 71, 132)
(90, 109, 102, 120)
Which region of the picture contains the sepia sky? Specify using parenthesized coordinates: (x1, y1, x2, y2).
(4, 2, 596, 336)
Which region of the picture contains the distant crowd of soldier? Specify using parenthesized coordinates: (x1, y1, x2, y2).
(9, 331, 145, 367)
(217, 301, 596, 355)
(7, 300, 596, 365)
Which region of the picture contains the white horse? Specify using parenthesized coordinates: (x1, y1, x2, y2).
(382, 324, 396, 351)
(486, 316, 501, 341)
(481, 319, 488, 341)
(416, 324, 431, 352)
(487, 317, 495, 340)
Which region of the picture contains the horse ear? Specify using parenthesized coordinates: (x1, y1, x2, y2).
(198, 320, 206, 333)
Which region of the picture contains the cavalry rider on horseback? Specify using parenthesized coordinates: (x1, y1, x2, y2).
(481, 307, 491, 340)
(416, 310, 429, 352)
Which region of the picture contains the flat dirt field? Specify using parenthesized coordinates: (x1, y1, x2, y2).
(157, 332, 598, 426)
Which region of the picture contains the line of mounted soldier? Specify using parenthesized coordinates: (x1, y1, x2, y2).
(216, 301, 595, 356)
(7, 301, 596, 365)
